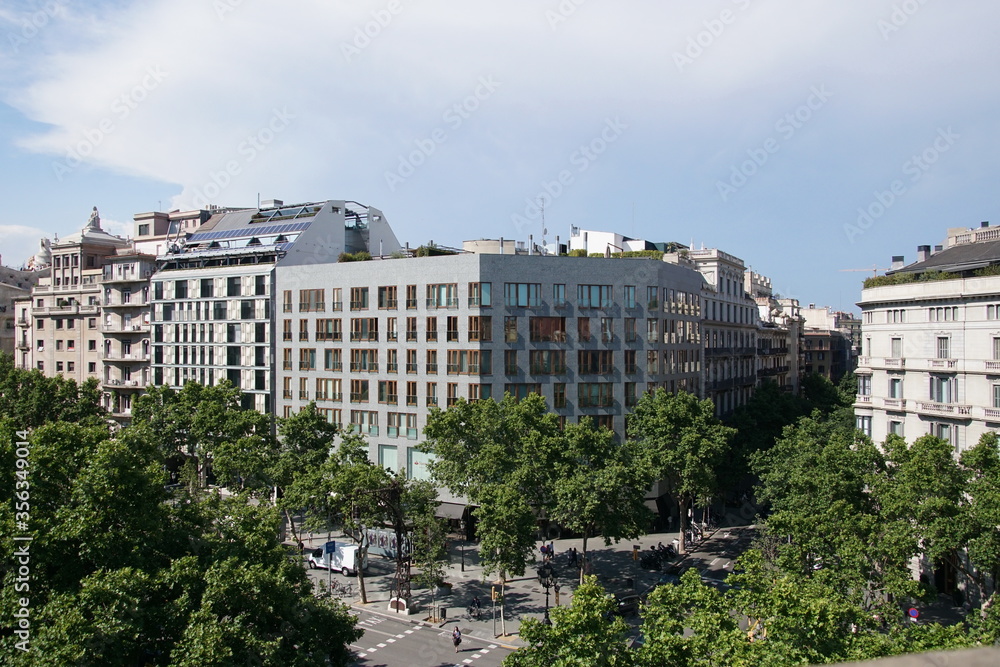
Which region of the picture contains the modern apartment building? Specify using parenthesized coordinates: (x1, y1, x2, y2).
(150, 199, 400, 414)
(855, 222, 1000, 452)
(275, 251, 707, 480)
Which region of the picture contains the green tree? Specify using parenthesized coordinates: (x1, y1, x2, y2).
(0, 352, 106, 427)
(627, 389, 735, 553)
(504, 576, 633, 667)
(550, 419, 653, 582)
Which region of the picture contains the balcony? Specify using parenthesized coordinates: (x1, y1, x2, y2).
(102, 352, 150, 362)
(855, 394, 872, 404)
(426, 297, 459, 309)
(929, 358, 958, 370)
(882, 398, 904, 410)
(102, 300, 147, 309)
(986, 408, 1000, 421)
(103, 323, 150, 333)
(985, 361, 1000, 373)
(102, 379, 144, 389)
(916, 401, 972, 416)
(884, 358, 905, 368)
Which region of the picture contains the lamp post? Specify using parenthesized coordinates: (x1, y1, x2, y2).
(537, 562, 556, 621)
(460, 519, 466, 572)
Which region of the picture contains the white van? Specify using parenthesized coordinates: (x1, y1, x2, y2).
(307, 541, 367, 576)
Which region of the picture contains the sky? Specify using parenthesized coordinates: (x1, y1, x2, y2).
(1, 0, 998, 312)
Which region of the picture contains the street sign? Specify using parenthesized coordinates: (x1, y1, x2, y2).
(908, 607, 919, 620)
(324, 540, 337, 554)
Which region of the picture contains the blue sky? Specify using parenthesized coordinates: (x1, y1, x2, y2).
(2, 0, 998, 312)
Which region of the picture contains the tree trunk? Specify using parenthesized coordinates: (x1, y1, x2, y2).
(580, 532, 590, 585)
(357, 548, 368, 604)
(283, 508, 301, 548)
(678, 496, 688, 554)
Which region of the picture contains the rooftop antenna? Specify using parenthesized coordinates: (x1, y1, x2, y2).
(540, 198, 547, 254)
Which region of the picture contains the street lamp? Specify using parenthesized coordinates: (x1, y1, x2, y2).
(459, 519, 466, 572)
(537, 562, 556, 618)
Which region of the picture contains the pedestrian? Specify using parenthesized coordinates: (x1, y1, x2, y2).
(549, 542, 555, 558)
(452, 627, 462, 652)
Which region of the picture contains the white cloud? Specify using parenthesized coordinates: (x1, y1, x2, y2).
(0, 224, 48, 268)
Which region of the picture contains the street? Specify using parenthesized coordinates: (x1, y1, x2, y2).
(349, 609, 515, 667)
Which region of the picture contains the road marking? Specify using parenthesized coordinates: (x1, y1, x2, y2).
(386, 638, 396, 643)
(404, 629, 414, 634)
(711, 558, 721, 566)
(395, 633, 405, 638)
(377, 643, 387, 648)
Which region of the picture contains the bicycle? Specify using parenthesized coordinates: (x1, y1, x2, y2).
(331, 580, 354, 599)
(467, 604, 483, 621)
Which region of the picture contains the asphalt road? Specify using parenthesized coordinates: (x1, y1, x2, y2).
(350, 609, 516, 667)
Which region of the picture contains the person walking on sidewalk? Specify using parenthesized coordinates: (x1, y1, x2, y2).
(452, 627, 462, 652)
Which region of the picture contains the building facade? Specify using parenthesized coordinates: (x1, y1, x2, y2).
(275, 252, 707, 480)
(855, 223, 1000, 452)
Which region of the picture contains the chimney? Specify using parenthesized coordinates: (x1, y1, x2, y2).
(499, 237, 504, 254)
(917, 245, 931, 262)
(891, 255, 905, 270)
(982, 221, 990, 228)
(529, 235, 533, 255)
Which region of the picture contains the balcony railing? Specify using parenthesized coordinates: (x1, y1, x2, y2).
(883, 398, 903, 409)
(884, 357, 905, 367)
(855, 394, 871, 403)
(929, 358, 958, 369)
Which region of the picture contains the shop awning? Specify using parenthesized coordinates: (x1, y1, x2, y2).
(435, 502, 468, 520)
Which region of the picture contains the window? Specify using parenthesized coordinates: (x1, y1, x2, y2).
(889, 420, 904, 436)
(447, 382, 459, 406)
(386, 349, 398, 372)
(469, 282, 492, 307)
(929, 375, 954, 404)
(647, 350, 659, 374)
(88, 318, 96, 329)
(504, 283, 541, 307)
(299, 289, 325, 312)
(504, 383, 541, 402)
(282, 319, 292, 341)
(350, 379, 370, 402)
(994, 337, 1000, 361)
(406, 284, 417, 309)
(350, 318, 378, 341)
(933, 422, 954, 446)
(447, 350, 486, 374)
(426, 382, 438, 406)
(579, 350, 613, 374)
(227, 277, 240, 297)
(350, 287, 369, 310)
(856, 415, 872, 437)
(600, 317, 613, 342)
(469, 315, 492, 342)
(504, 316, 518, 342)
(577, 284, 612, 308)
(646, 286, 658, 309)
(406, 381, 418, 406)
(386, 413, 402, 438)
(379, 380, 398, 404)
(625, 382, 637, 407)
(857, 375, 872, 395)
(378, 285, 398, 309)
(624, 318, 637, 342)
(299, 348, 316, 371)
(387, 317, 398, 342)
(406, 349, 418, 373)
(427, 283, 459, 309)
(530, 350, 566, 374)
(325, 348, 343, 371)
(578, 317, 591, 342)
(993, 384, 1000, 409)
(553, 284, 567, 308)
(282, 290, 293, 312)
(426, 350, 438, 374)
(299, 319, 309, 341)
(889, 377, 902, 399)
(426, 317, 438, 342)
(624, 285, 636, 309)
(446, 316, 459, 342)
(646, 319, 659, 343)
(936, 337, 950, 359)
(316, 318, 342, 341)
(331, 288, 343, 311)
(505, 350, 518, 375)
(989, 304, 999, 321)
(529, 317, 566, 342)
(282, 348, 292, 371)
(88, 340, 96, 351)
(469, 384, 491, 403)
(315, 378, 342, 401)
(624, 350, 637, 374)
(350, 349, 379, 372)
(406, 317, 418, 342)
(553, 383, 566, 408)
(890, 337, 903, 359)
(578, 383, 614, 407)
